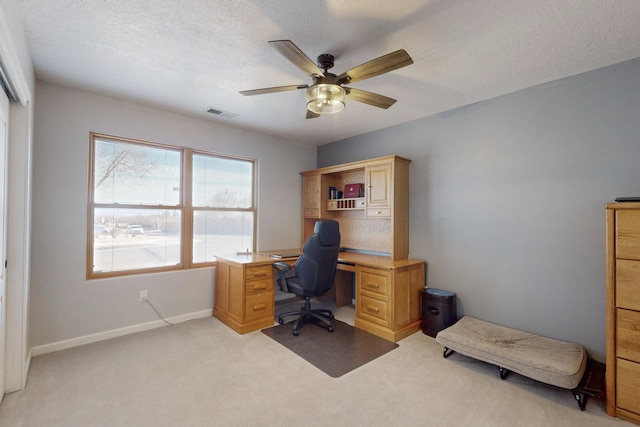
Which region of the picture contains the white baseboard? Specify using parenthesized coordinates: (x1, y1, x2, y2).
(31, 309, 212, 357)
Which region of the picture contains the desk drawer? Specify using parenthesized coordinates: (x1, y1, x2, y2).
(246, 278, 274, 295)
(359, 268, 390, 298)
(246, 265, 273, 281)
(366, 208, 391, 218)
(303, 208, 320, 218)
(358, 294, 389, 326)
(244, 292, 273, 322)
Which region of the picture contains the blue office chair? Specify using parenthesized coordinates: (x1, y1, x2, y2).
(273, 219, 341, 336)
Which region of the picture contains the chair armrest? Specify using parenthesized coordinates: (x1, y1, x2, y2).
(273, 262, 291, 271)
(273, 262, 293, 292)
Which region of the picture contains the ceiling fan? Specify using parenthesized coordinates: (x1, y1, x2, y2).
(240, 40, 413, 119)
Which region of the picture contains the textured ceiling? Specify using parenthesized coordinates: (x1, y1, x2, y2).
(16, 0, 640, 145)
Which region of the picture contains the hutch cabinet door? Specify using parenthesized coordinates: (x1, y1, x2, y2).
(366, 163, 391, 208)
(302, 174, 321, 218)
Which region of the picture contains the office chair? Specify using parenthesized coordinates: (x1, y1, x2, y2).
(273, 219, 341, 336)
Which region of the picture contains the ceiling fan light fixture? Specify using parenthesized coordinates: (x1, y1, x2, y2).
(306, 83, 345, 114)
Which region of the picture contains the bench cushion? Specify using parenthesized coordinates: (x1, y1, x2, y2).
(435, 316, 587, 389)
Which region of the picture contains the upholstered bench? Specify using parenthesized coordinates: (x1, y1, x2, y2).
(435, 316, 596, 410)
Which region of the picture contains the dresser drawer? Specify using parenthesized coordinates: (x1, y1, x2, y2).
(358, 294, 389, 326)
(244, 292, 273, 322)
(359, 268, 390, 298)
(616, 210, 640, 260)
(246, 278, 273, 295)
(616, 358, 640, 415)
(616, 308, 640, 362)
(245, 265, 273, 281)
(617, 259, 640, 311)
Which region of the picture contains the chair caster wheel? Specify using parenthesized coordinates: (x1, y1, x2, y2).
(293, 329, 299, 336)
(328, 326, 334, 332)
(329, 314, 335, 319)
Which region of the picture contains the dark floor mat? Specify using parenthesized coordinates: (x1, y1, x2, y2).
(262, 319, 398, 378)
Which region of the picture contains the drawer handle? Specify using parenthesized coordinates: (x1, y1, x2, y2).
(366, 282, 380, 289)
(367, 306, 380, 313)
(252, 304, 266, 311)
(252, 272, 268, 277)
(253, 284, 267, 290)
(376, 211, 382, 214)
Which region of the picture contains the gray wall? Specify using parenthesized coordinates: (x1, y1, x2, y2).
(318, 57, 640, 361)
(30, 81, 315, 348)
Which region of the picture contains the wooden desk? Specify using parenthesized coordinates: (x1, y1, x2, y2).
(213, 251, 425, 342)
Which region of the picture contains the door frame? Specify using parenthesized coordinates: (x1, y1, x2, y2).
(0, 3, 34, 394)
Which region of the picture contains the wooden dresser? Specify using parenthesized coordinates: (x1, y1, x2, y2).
(606, 202, 640, 424)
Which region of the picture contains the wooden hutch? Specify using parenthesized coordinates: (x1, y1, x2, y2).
(300, 155, 425, 341)
(301, 155, 410, 260)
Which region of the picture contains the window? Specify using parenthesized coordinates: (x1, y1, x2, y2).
(191, 153, 255, 263)
(88, 133, 256, 278)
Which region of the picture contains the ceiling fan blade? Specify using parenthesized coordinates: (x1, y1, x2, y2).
(345, 87, 397, 109)
(269, 40, 325, 77)
(306, 110, 320, 119)
(239, 84, 308, 96)
(337, 49, 413, 85)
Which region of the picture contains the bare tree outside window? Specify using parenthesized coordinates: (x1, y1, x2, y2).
(94, 145, 158, 188)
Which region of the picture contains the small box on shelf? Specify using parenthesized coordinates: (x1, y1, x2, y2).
(344, 183, 364, 198)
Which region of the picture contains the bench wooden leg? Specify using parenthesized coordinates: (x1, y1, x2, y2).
(443, 347, 455, 358)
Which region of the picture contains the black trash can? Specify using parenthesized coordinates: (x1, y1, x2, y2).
(421, 288, 457, 337)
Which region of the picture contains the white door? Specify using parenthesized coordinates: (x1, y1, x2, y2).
(0, 86, 9, 402)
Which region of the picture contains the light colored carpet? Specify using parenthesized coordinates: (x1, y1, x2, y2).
(0, 306, 632, 427)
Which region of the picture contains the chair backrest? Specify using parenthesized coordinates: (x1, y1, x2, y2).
(294, 219, 341, 296)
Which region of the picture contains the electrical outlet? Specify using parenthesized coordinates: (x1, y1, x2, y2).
(139, 290, 148, 302)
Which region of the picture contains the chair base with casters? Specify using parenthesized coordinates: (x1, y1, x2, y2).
(278, 296, 334, 336)
(273, 219, 341, 336)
